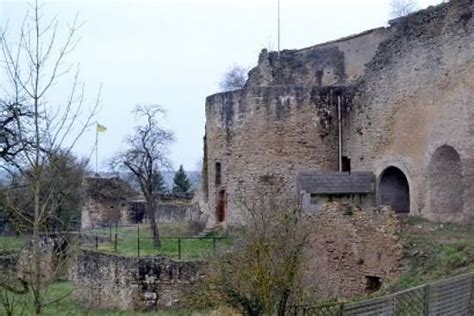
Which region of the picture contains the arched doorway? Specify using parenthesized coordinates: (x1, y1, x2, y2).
(379, 167, 410, 213)
(429, 145, 463, 214)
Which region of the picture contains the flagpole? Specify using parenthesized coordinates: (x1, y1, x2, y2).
(95, 125, 99, 175)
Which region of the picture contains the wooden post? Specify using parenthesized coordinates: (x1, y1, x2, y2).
(178, 237, 181, 260)
(137, 224, 140, 257)
(114, 232, 117, 252)
(95, 233, 98, 250)
(109, 226, 112, 243)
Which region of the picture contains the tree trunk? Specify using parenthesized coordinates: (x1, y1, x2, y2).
(33, 179, 43, 315)
(146, 195, 160, 249)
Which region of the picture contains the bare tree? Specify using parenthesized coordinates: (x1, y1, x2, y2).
(390, 0, 418, 18)
(219, 64, 248, 92)
(188, 186, 316, 316)
(112, 105, 174, 249)
(0, 1, 99, 314)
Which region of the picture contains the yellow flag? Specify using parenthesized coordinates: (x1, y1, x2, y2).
(96, 123, 107, 133)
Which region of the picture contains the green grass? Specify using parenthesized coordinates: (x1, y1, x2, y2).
(385, 217, 474, 292)
(87, 222, 196, 238)
(0, 281, 193, 315)
(0, 235, 28, 254)
(83, 225, 231, 260)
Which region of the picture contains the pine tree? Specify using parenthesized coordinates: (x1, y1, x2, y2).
(172, 165, 191, 194)
(152, 171, 168, 193)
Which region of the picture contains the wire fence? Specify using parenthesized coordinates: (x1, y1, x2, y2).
(289, 272, 474, 315)
(78, 223, 230, 260)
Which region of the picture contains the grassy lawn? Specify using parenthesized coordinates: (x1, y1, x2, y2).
(0, 281, 193, 315)
(82, 224, 231, 260)
(0, 223, 232, 260)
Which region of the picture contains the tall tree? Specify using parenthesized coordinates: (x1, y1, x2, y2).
(172, 165, 191, 194)
(0, 1, 99, 314)
(7, 151, 88, 232)
(152, 171, 168, 194)
(112, 105, 174, 248)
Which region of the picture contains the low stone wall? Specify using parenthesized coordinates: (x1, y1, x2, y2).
(70, 250, 205, 311)
(305, 203, 402, 299)
(157, 197, 200, 223)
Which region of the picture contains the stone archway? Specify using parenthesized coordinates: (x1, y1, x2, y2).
(379, 167, 410, 213)
(428, 145, 463, 215)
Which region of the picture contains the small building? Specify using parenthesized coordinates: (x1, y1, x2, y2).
(298, 172, 376, 213)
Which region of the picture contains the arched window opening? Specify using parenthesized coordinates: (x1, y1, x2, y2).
(429, 145, 463, 215)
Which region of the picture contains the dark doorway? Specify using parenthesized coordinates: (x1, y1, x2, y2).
(342, 156, 351, 172)
(365, 276, 382, 293)
(379, 166, 410, 213)
(217, 190, 227, 222)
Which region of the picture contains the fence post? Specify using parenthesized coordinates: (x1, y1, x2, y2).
(469, 274, 474, 314)
(109, 226, 112, 243)
(212, 236, 216, 254)
(95, 232, 98, 250)
(178, 237, 181, 260)
(137, 224, 140, 257)
(423, 284, 430, 316)
(114, 231, 117, 252)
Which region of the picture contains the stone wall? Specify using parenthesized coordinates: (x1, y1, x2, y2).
(345, 0, 474, 223)
(201, 0, 474, 226)
(70, 250, 205, 311)
(156, 195, 201, 224)
(305, 203, 402, 299)
(204, 86, 354, 226)
(82, 177, 200, 228)
(81, 177, 137, 229)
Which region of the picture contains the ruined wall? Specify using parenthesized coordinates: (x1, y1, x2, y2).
(202, 0, 474, 226)
(70, 250, 204, 311)
(82, 177, 199, 228)
(345, 0, 474, 222)
(247, 28, 392, 87)
(305, 203, 402, 299)
(205, 86, 356, 225)
(156, 195, 201, 224)
(202, 23, 393, 226)
(81, 177, 137, 229)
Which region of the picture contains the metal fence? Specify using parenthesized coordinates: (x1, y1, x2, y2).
(78, 224, 229, 259)
(290, 273, 474, 315)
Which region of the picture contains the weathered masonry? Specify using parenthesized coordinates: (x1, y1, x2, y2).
(82, 177, 199, 229)
(200, 0, 474, 226)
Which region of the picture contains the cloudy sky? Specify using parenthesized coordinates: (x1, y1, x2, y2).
(1, 0, 443, 171)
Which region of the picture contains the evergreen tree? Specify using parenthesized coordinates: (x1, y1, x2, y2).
(172, 165, 191, 194)
(152, 171, 168, 193)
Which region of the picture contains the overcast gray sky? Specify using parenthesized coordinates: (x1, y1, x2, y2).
(1, 0, 442, 171)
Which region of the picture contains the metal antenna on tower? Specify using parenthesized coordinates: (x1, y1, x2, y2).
(278, 0, 281, 54)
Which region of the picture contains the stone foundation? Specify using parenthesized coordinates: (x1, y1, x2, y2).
(70, 250, 205, 311)
(305, 203, 402, 299)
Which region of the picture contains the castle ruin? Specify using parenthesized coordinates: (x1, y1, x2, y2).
(200, 0, 474, 226)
